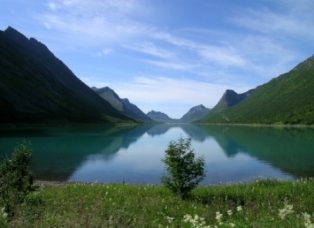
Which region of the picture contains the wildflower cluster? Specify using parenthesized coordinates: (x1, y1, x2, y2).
(156, 211, 174, 225)
(183, 214, 209, 228)
(303, 212, 314, 228)
(278, 202, 294, 219)
(214, 211, 236, 227)
(215, 211, 223, 224)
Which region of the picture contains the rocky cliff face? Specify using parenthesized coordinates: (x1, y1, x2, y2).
(0, 27, 134, 123)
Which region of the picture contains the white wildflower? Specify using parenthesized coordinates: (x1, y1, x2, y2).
(227, 210, 233, 216)
(278, 203, 294, 219)
(183, 214, 192, 222)
(166, 216, 173, 223)
(215, 211, 223, 222)
(183, 214, 208, 228)
(1, 208, 7, 219)
(237, 206, 242, 212)
(303, 213, 314, 228)
(2, 213, 7, 219)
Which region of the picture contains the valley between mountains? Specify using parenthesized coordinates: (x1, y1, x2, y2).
(1, 26, 314, 126)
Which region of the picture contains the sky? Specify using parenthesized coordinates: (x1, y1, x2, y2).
(1, 0, 314, 118)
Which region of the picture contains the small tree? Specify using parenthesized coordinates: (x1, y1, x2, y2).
(161, 136, 205, 199)
(0, 141, 34, 216)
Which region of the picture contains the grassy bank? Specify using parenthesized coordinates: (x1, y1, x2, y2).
(1, 179, 314, 227)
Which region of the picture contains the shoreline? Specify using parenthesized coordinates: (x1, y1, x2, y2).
(1, 122, 313, 130)
(194, 122, 314, 128)
(0, 122, 153, 130)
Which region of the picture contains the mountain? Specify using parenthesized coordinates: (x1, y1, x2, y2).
(211, 89, 255, 113)
(92, 87, 153, 122)
(0, 26, 135, 124)
(199, 55, 314, 125)
(180, 104, 211, 122)
(147, 111, 173, 122)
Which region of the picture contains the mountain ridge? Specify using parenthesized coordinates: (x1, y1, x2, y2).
(180, 104, 211, 122)
(0, 26, 135, 124)
(147, 111, 173, 122)
(199, 54, 314, 125)
(92, 87, 153, 122)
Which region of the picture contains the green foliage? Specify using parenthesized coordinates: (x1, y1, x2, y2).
(201, 55, 314, 125)
(6, 179, 314, 227)
(0, 141, 34, 216)
(161, 137, 205, 198)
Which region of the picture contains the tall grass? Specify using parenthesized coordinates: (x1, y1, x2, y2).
(2, 178, 314, 227)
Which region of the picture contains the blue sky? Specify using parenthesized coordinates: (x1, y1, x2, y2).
(1, 0, 314, 118)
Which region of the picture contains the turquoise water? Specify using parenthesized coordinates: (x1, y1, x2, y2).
(0, 124, 313, 185)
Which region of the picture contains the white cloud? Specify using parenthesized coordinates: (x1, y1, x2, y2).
(144, 60, 200, 71)
(86, 76, 252, 108)
(197, 45, 246, 67)
(85, 76, 253, 118)
(231, 6, 314, 41)
(151, 31, 247, 68)
(38, 0, 151, 47)
(124, 42, 174, 59)
(102, 48, 113, 55)
(48, 2, 58, 10)
(34, 0, 314, 114)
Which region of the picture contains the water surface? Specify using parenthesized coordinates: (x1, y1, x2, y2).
(0, 124, 313, 185)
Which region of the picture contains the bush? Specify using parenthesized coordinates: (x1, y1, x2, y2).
(0, 141, 34, 216)
(161, 136, 205, 199)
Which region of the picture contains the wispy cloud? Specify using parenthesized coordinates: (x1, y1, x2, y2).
(231, 3, 314, 41)
(124, 42, 174, 59)
(30, 0, 314, 118)
(114, 76, 251, 118)
(86, 76, 251, 110)
(151, 32, 247, 68)
(39, 0, 152, 46)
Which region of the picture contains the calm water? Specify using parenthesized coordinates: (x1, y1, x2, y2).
(0, 124, 314, 185)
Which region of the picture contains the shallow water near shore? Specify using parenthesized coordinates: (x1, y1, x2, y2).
(0, 124, 313, 185)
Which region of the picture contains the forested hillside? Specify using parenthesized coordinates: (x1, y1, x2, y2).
(199, 55, 314, 125)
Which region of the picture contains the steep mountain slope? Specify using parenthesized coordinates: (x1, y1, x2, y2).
(211, 89, 255, 113)
(199, 55, 314, 125)
(0, 26, 134, 124)
(92, 87, 153, 122)
(147, 111, 173, 122)
(180, 104, 211, 122)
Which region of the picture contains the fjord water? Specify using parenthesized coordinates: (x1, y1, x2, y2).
(0, 124, 313, 185)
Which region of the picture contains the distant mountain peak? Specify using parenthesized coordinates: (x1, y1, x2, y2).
(180, 104, 211, 122)
(199, 54, 314, 124)
(92, 86, 152, 122)
(213, 89, 255, 113)
(147, 110, 163, 115)
(190, 104, 206, 111)
(147, 110, 173, 122)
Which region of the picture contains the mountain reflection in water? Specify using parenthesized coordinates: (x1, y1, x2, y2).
(0, 124, 313, 184)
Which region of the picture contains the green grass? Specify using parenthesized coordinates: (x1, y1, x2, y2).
(2, 179, 314, 227)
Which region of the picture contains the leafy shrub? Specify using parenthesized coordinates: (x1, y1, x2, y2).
(161, 136, 205, 199)
(0, 141, 34, 216)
